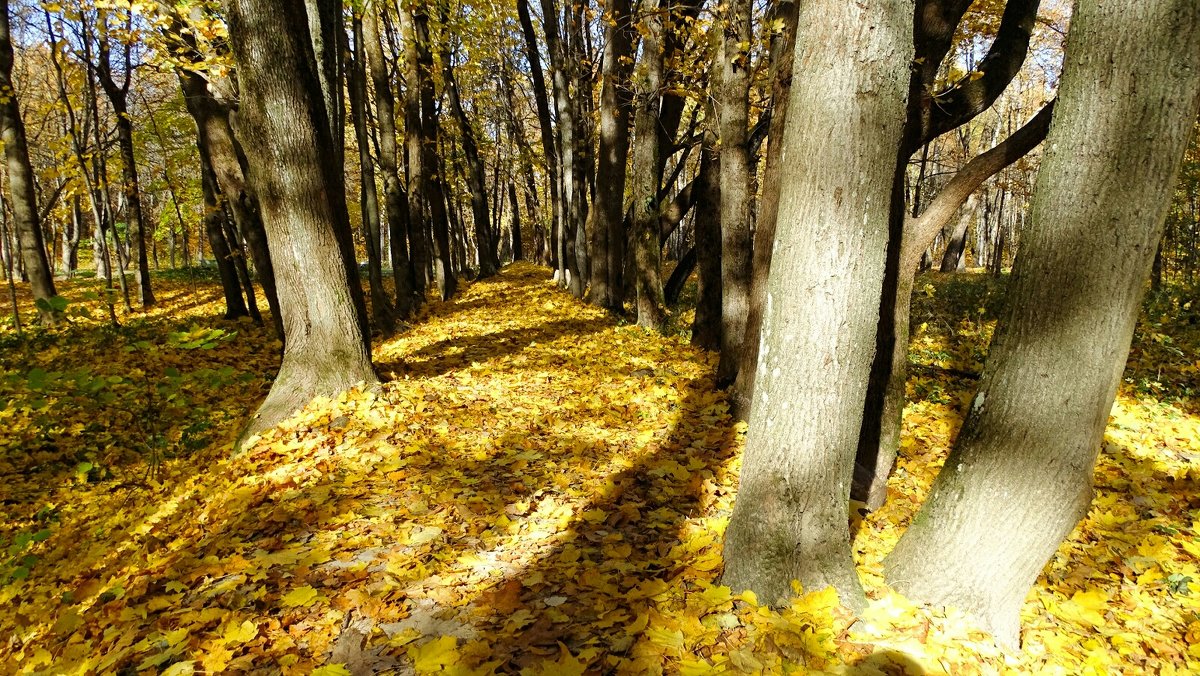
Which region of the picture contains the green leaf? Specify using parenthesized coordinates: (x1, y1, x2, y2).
(31, 529, 51, 543)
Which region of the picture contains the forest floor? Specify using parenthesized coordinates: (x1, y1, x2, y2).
(1, 263, 1199, 675)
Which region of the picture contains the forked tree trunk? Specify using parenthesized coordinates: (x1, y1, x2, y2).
(722, 0, 912, 610)
(224, 0, 377, 444)
(714, 0, 754, 387)
(0, 0, 57, 324)
(886, 0, 1200, 647)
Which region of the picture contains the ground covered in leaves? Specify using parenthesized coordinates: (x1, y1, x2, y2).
(2, 264, 1199, 674)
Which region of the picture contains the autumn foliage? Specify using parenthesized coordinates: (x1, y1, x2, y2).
(2, 264, 1199, 673)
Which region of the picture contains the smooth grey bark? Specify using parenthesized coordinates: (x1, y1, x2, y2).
(348, 15, 395, 332)
(362, 1, 414, 319)
(886, 0, 1200, 646)
(722, 0, 912, 610)
(587, 0, 635, 310)
(714, 0, 754, 386)
(0, 0, 58, 324)
(729, 0, 797, 418)
(224, 0, 377, 444)
(852, 101, 1054, 510)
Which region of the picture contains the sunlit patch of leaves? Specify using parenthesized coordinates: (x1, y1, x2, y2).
(1, 265, 1199, 673)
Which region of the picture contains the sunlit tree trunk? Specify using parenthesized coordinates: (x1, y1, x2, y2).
(0, 0, 58, 324)
(886, 0, 1200, 646)
(722, 0, 912, 610)
(224, 0, 377, 444)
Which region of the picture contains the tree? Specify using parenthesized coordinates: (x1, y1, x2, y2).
(721, 0, 913, 609)
(94, 6, 155, 307)
(223, 0, 378, 443)
(0, 0, 58, 325)
(713, 0, 753, 387)
(885, 0, 1200, 646)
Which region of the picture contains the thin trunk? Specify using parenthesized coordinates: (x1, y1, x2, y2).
(517, 0, 561, 271)
(200, 150, 250, 320)
(629, 0, 668, 330)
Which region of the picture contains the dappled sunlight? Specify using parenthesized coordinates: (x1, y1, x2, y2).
(3, 265, 1200, 672)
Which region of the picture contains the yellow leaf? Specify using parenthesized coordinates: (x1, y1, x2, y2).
(312, 665, 353, 676)
(409, 635, 459, 672)
(281, 585, 320, 607)
(161, 662, 195, 676)
(222, 619, 258, 644)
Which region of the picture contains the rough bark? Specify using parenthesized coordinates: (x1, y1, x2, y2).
(0, 0, 58, 324)
(516, 0, 561, 270)
(729, 0, 797, 418)
(224, 0, 377, 444)
(588, 0, 635, 310)
(398, 5, 430, 302)
(722, 0, 912, 610)
(540, 0, 582, 291)
(886, 0, 1200, 646)
(199, 151, 250, 320)
(714, 0, 754, 386)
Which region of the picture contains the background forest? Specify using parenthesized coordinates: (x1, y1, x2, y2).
(1, 0, 1200, 673)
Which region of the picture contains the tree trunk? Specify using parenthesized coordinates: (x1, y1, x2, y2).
(939, 193, 975, 271)
(588, 0, 635, 311)
(852, 101, 1054, 510)
(0, 0, 58, 324)
(348, 15, 395, 332)
(886, 0, 1200, 647)
(691, 136, 722, 351)
(721, 0, 912, 611)
(439, 11, 499, 279)
(224, 0, 378, 444)
(714, 0, 754, 387)
(199, 151, 250, 321)
(402, 5, 456, 300)
(95, 15, 154, 308)
(362, 0, 414, 318)
(516, 0, 561, 271)
(729, 0, 798, 418)
(540, 0, 582, 292)
(629, 0, 668, 330)
(509, 180, 523, 262)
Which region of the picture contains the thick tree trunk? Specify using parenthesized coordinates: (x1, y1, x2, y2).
(886, 0, 1200, 647)
(714, 0, 754, 387)
(729, 0, 798, 418)
(588, 0, 635, 310)
(362, 1, 414, 318)
(348, 16, 395, 332)
(629, 0, 668, 330)
(224, 0, 378, 444)
(0, 0, 58, 324)
(721, 0, 912, 610)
